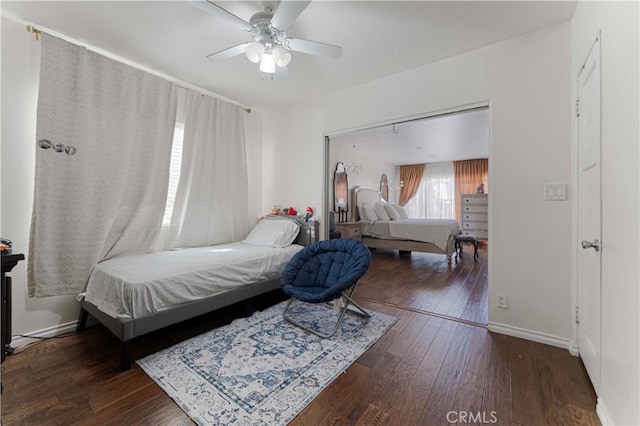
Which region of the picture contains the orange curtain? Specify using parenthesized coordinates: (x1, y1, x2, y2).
(454, 159, 489, 223)
(398, 164, 426, 206)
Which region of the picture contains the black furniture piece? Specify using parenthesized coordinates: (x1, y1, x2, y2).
(2, 253, 24, 363)
(454, 233, 479, 262)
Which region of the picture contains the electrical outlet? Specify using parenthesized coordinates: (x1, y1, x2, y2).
(497, 294, 508, 309)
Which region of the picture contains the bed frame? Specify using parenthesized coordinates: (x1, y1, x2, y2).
(76, 217, 319, 370)
(350, 186, 457, 264)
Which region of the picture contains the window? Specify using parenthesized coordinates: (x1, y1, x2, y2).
(405, 162, 455, 219)
(161, 122, 184, 226)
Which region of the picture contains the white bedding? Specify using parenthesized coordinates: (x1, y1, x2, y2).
(361, 219, 459, 251)
(388, 219, 459, 251)
(83, 242, 303, 319)
(360, 221, 395, 239)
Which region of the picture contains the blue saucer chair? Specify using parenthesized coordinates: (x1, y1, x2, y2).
(280, 238, 372, 338)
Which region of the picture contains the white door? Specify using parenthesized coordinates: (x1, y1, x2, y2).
(577, 35, 602, 394)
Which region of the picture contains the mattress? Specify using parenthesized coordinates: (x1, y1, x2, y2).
(82, 242, 303, 319)
(360, 220, 396, 239)
(360, 219, 459, 251)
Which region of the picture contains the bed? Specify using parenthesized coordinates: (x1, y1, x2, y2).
(76, 216, 318, 369)
(350, 186, 460, 264)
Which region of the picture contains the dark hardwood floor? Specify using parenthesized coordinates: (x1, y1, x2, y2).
(1, 244, 599, 425)
(359, 243, 488, 325)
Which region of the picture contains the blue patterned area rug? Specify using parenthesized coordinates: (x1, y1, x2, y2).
(138, 300, 397, 425)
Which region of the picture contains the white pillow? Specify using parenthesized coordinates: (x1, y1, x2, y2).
(374, 202, 391, 221)
(244, 219, 300, 247)
(357, 204, 368, 221)
(383, 203, 400, 220)
(391, 203, 408, 219)
(363, 204, 379, 222)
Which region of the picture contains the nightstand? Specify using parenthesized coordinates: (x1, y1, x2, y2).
(334, 222, 362, 241)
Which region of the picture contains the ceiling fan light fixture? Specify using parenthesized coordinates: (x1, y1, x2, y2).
(259, 52, 276, 74)
(195, 1, 342, 78)
(245, 41, 264, 64)
(273, 44, 292, 67)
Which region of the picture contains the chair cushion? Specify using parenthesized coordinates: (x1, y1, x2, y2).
(280, 238, 371, 303)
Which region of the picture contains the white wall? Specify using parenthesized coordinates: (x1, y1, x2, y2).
(261, 107, 325, 219)
(263, 23, 573, 343)
(1, 16, 79, 337)
(571, 2, 639, 424)
(0, 16, 264, 338)
(333, 142, 396, 191)
(328, 139, 397, 207)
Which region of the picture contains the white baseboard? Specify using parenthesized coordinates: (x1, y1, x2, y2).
(596, 398, 612, 425)
(10, 320, 79, 348)
(568, 342, 580, 357)
(487, 321, 571, 350)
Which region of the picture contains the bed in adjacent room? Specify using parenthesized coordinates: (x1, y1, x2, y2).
(351, 186, 460, 263)
(76, 216, 318, 369)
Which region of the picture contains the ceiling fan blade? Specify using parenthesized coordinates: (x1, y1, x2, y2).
(206, 43, 248, 61)
(270, 0, 311, 30)
(188, 0, 254, 33)
(284, 38, 343, 59)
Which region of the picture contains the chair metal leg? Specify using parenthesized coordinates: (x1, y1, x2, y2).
(341, 282, 371, 319)
(283, 282, 370, 338)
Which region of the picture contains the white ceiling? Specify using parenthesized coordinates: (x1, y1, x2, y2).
(332, 106, 489, 165)
(1, 1, 576, 110)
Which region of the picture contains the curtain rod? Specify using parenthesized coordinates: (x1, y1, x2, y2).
(26, 25, 40, 40)
(24, 24, 251, 114)
(177, 85, 251, 114)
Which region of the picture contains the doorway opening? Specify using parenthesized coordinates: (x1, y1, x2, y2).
(324, 104, 490, 325)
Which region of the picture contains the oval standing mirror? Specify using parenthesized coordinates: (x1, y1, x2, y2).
(334, 162, 348, 222)
(380, 173, 389, 202)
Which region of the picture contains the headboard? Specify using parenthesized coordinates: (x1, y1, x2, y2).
(296, 220, 319, 246)
(350, 186, 383, 221)
(264, 215, 319, 246)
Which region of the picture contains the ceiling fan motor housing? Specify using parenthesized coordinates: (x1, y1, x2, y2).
(249, 11, 273, 26)
(249, 11, 287, 46)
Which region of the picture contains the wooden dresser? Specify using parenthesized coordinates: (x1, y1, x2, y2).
(460, 194, 488, 241)
(334, 221, 362, 241)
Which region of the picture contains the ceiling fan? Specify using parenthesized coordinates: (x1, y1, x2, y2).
(188, 0, 343, 77)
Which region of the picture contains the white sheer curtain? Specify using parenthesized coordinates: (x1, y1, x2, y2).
(163, 91, 248, 249)
(404, 162, 455, 219)
(29, 34, 178, 297)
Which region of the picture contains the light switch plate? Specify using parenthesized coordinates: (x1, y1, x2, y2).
(544, 183, 568, 201)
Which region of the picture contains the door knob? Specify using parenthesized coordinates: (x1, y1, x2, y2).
(581, 239, 600, 252)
